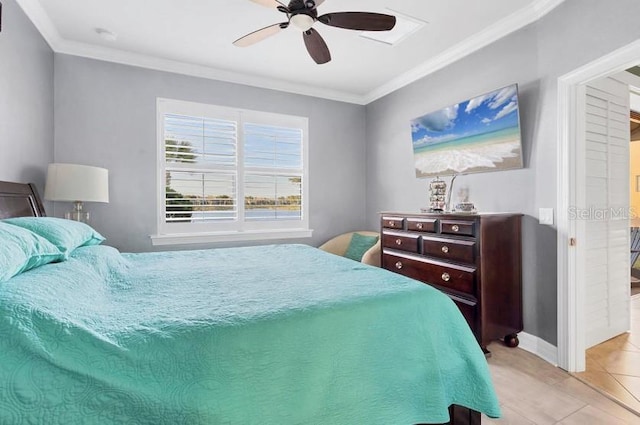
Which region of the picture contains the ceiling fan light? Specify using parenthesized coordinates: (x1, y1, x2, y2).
(291, 14, 315, 31)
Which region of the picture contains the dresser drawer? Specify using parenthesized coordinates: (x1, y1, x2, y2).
(383, 252, 476, 296)
(407, 218, 437, 233)
(382, 231, 420, 253)
(441, 219, 475, 237)
(448, 294, 477, 333)
(381, 216, 405, 230)
(422, 236, 476, 264)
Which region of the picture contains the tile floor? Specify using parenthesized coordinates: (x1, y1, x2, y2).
(482, 342, 640, 425)
(573, 295, 640, 416)
(485, 342, 640, 423)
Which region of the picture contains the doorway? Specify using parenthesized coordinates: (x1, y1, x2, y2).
(570, 84, 640, 412)
(557, 39, 640, 374)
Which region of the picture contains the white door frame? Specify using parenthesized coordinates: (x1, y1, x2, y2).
(557, 39, 640, 372)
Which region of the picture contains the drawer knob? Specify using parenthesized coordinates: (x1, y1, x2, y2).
(395, 239, 402, 245)
(441, 246, 449, 254)
(441, 272, 451, 282)
(451, 225, 460, 232)
(395, 261, 403, 270)
(417, 223, 423, 229)
(388, 220, 395, 227)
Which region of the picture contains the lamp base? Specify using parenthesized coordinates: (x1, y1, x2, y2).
(64, 211, 90, 223)
(64, 201, 90, 223)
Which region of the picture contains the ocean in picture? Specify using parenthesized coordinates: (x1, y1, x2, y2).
(411, 84, 523, 177)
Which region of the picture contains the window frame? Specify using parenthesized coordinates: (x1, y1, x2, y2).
(152, 98, 311, 245)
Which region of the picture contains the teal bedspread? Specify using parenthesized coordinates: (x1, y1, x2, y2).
(0, 244, 500, 424)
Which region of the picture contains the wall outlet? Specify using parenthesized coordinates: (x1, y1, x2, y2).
(539, 208, 554, 225)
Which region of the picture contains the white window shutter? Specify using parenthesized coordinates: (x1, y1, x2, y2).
(157, 99, 308, 236)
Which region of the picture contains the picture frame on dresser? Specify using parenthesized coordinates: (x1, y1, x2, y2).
(381, 212, 523, 355)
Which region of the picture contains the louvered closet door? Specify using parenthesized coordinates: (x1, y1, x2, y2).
(583, 77, 630, 348)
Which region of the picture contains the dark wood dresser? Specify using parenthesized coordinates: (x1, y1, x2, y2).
(381, 212, 523, 353)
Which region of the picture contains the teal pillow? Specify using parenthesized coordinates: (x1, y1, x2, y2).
(4, 217, 105, 259)
(0, 222, 64, 282)
(344, 233, 379, 262)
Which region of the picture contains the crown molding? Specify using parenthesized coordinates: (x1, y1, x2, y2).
(54, 40, 365, 105)
(362, 0, 566, 104)
(17, 0, 565, 106)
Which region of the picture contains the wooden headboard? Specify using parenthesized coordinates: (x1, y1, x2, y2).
(0, 181, 46, 219)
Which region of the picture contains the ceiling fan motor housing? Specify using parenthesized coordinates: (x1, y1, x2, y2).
(287, 0, 315, 12)
(287, 0, 318, 31)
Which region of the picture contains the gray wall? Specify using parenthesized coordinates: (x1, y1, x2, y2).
(0, 0, 53, 192)
(53, 55, 367, 252)
(365, 0, 640, 346)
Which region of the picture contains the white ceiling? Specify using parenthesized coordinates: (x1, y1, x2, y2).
(17, 0, 564, 104)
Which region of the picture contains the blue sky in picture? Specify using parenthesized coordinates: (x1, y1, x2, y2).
(411, 84, 520, 149)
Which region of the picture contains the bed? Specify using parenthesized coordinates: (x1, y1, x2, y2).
(0, 180, 500, 424)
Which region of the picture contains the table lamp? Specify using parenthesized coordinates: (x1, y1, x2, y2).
(44, 163, 109, 223)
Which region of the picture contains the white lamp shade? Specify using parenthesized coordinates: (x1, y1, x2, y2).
(44, 163, 109, 203)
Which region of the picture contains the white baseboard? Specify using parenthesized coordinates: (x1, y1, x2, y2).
(517, 332, 558, 366)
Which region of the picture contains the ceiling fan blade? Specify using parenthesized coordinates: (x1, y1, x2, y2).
(233, 23, 286, 47)
(249, 0, 287, 9)
(318, 12, 396, 31)
(303, 28, 331, 64)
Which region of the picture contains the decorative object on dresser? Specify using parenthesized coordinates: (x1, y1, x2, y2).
(427, 176, 447, 212)
(381, 212, 522, 354)
(454, 185, 476, 213)
(44, 163, 109, 223)
(426, 174, 469, 214)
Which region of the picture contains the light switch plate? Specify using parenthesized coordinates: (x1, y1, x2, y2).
(539, 208, 554, 225)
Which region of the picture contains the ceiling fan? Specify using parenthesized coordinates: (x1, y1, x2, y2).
(233, 0, 396, 65)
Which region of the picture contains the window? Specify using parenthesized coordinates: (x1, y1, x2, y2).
(153, 99, 311, 245)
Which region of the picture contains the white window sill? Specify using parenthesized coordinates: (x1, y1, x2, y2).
(150, 228, 314, 246)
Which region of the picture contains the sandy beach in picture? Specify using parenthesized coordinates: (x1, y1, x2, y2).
(413, 129, 522, 177)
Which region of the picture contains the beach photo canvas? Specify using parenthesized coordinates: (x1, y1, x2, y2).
(411, 84, 523, 177)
